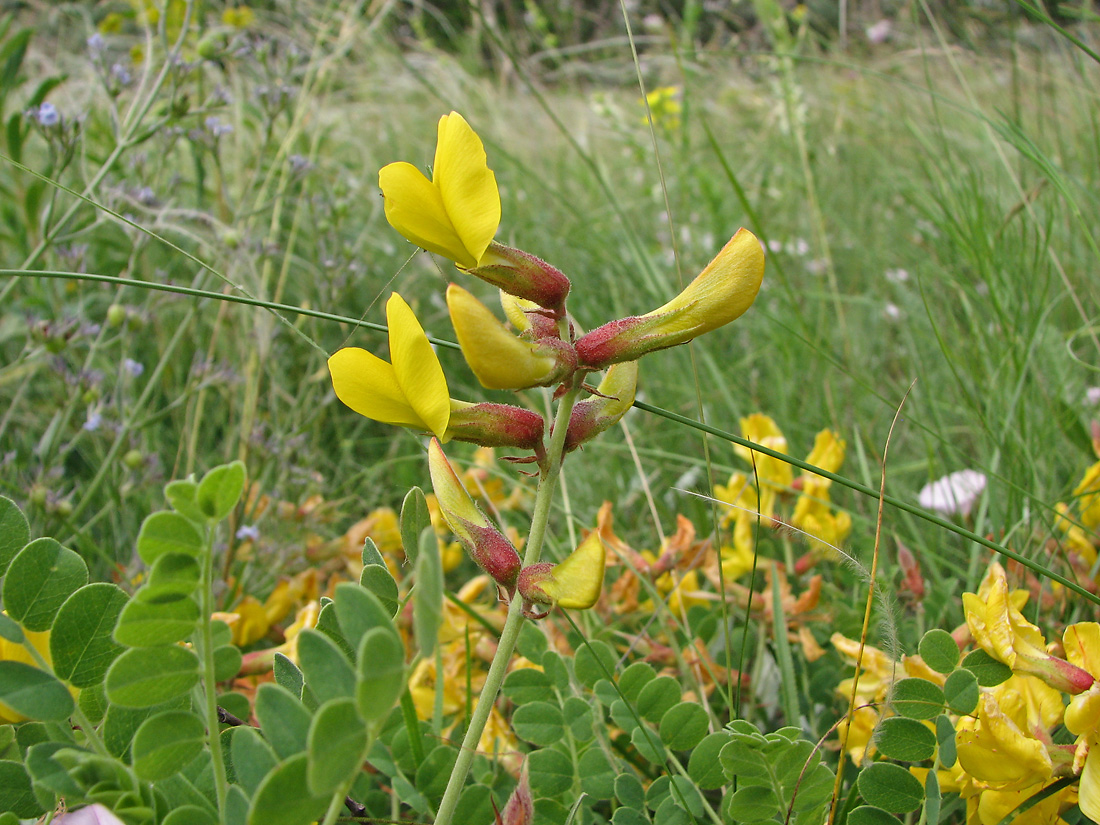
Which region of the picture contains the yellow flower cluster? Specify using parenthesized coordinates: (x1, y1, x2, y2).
(713, 415, 851, 574)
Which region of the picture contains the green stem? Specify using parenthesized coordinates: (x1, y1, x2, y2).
(434, 373, 584, 825)
(199, 524, 229, 816)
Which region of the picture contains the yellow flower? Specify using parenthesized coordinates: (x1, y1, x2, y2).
(379, 112, 500, 270)
(574, 229, 764, 369)
(0, 627, 56, 724)
(963, 563, 1093, 693)
(329, 293, 450, 438)
(564, 361, 639, 453)
(428, 438, 522, 593)
(956, 686, 1055, 792)
(222, 6, 256, 27)
(642, 86, 682, 131)
(446, 283, 574, 390)
(1074, 460, 1100, 530)
(518, 532, 607, 614)
(1064, 623, 1100, 822)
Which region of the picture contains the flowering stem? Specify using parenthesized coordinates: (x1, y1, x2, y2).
(434, 372, 584, 825)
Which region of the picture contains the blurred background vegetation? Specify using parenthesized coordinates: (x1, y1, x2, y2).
(0, 0, 1097, 645)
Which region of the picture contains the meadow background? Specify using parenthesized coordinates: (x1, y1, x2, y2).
(1, 0, 1099, 822)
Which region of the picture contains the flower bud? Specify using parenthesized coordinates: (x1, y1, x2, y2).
(574, 228, 764, 369)
(469, 242, 570, 314)
(517, 531, 606, 614)
(563, 361, 638, 452)
(427, 439, 522, 594)
(448, 401, 545, 451)
(447, 283, 576, 390)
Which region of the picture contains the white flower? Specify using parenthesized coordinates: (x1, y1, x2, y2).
(918, 469, 987, 517)
(1086, 387, 1100, 405)
(866, 20, 892, 44)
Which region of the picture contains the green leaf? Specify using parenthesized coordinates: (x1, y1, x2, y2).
(659, 701, 709, 750)
(143, 553, 202, 599)
(163, 806, 217, 825)
(105, 646, 201, 708)
(874, 716, 937, 762)
(888, 678, 945, 720)
(502, 667, 551, 705)
(356, 626, 406, 722)
(924, 763, 941, 825)
(688, 732, 731, 789)
(25, 741, 84, 800)
(610, 699, 641, 734)
(856, 762, 925, 813)
(935, 714, 957, 768)
(541, 650, 569, 690)
(528, 746, 573, 797)
(165, 479, 205, 523)
(574, 639, 617, 688)
(413, 527, 443, 658)
(612, 809, 649, 825)
(918, 629, 961, 674)
(516, 620, 548, 662)
(414, 744, 458, 800)
(132, 710, 206, 781)
(214, 645, 243, 682)
(247, 753, 330, 825)
(726, 784, 780, 822)
(273, 653, 305, 699)
(102, 698, 188, 759)
(0, 495, 30, 577)
(961, 649, 1012, 687)
(400, 486, 431, 564)
(636, 675, 681, 724)
(333, 582, 394, 653)
(619, 661, 656, 702)
(513, 701, 564, 746)
(944, 668, 980, 715)
(0, 613, 22, 643)
(50, 582, 128, 687)
(361, 536, 386, 569)
(562, 695, 595, 741)
(254, 683, 312, 759)
(454, 784, 495, 825)
(720, 737, 769, 781)
(296, 628, 356, 704)
(0, 662, 74, 721)
(632, 724, 667, 764)
(229, 725, 279, 796)
(615, 772, 646, 808)
(196, 461, 246, 522)
(307, 697, 369, 796)
(114, 592, 200, 647)
(137, 512, 205, 565)
(0, 760, 43, 818)
(579, 747, 616, 799)
(360, 565, 399, 617)
(847, 806, 904, 825)
(2, 538, 88, 631)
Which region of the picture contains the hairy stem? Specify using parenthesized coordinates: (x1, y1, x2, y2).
(434, 371, 584, 825)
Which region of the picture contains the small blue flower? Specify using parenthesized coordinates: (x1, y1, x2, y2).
(87, 33, 105, 53)
(83, 409, 103, 432)
(36, 102, 59, 127)
(236, 525, 260, 542)
(122, 358, 144, 377)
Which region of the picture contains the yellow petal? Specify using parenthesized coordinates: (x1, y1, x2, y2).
(387, 294, 450, 439)
(328, 347, 426, 429)
(643, 227, 764, 337)
(541, 532, 606, 609)
(427, 438, 490, 531)
(379, 161, 473, 267)
(1081, 745, 1100, 824)
(434, 112, 500, 266)
(446, 283, 560, 390)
